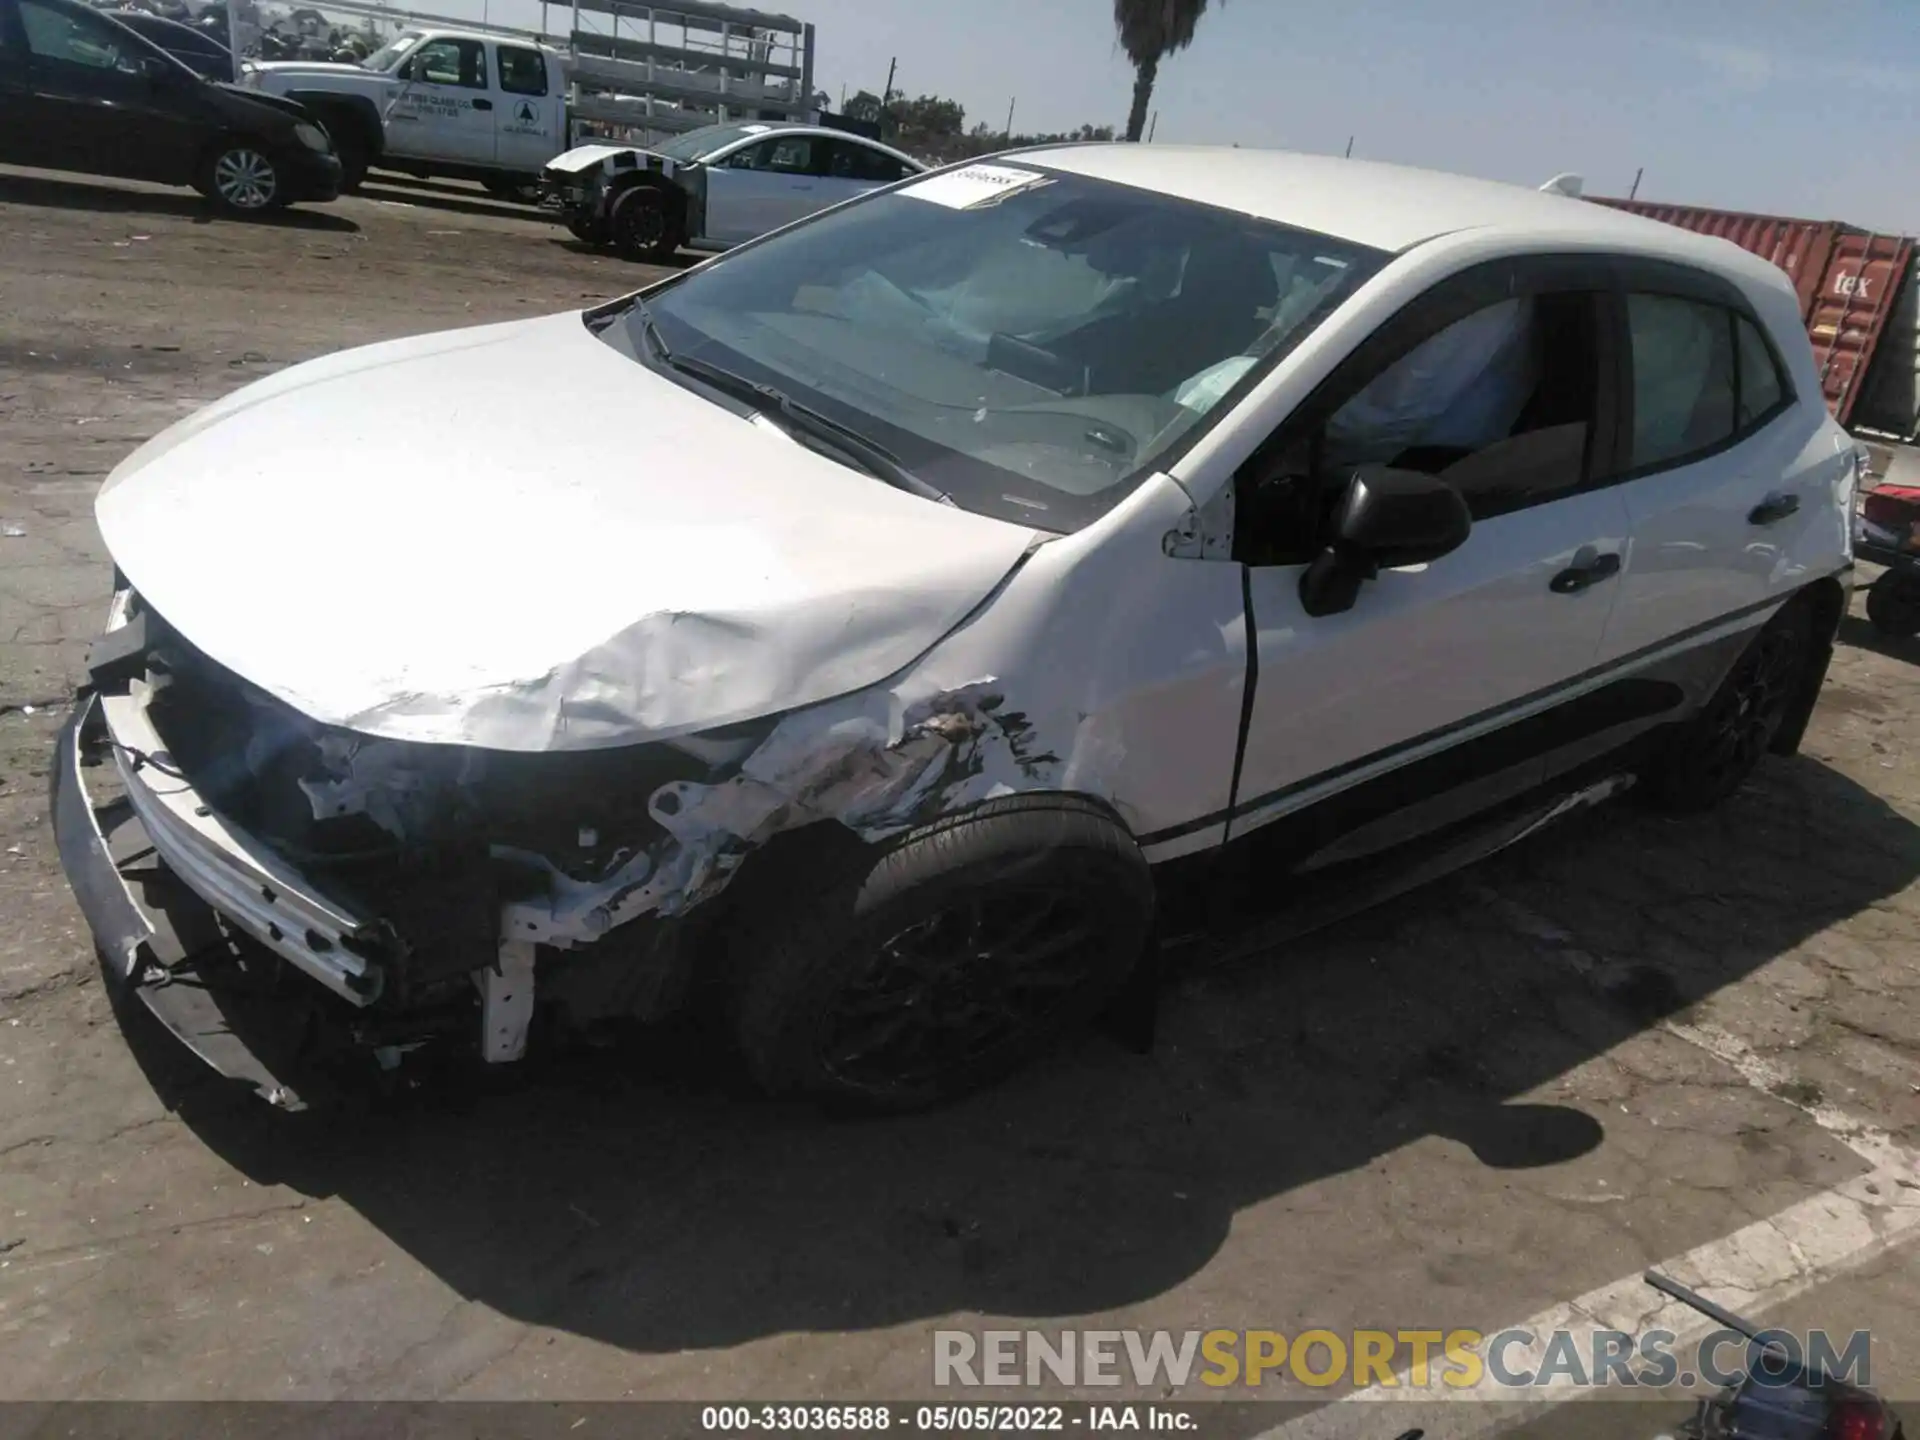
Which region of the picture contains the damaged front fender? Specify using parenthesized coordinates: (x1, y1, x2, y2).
(502, 678, 1064, 947)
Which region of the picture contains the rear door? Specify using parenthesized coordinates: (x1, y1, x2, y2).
(1230, 256, 1634, 865)
(812, 135, 915, 210)
(12, 0, 205, 183)
(701, 132, 820, 244)
(384, 34, 493, 162)
(1602, 265, 1850, 661)
(492, 42, 557, 171)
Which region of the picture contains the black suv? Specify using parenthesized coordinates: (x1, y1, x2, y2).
(0, 0, 339, 213)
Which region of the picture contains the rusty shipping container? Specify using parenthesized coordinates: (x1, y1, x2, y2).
(1844, 253, 1920, 440)
(1805, 231, 1916, 426)
(1589, 198, 1843, 319)
(1590, 197, 1917, 429)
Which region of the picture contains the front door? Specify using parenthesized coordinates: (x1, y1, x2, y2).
(492, 44, 557, 172)
(384, 35, 493, 163)
(702, 132, 821, 245)
(12, 0, 205, 183)
(1231, 260, 1633, 868)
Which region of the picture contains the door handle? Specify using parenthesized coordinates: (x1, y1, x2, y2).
(1549, 548, 1622, 595)
(472, 97, 493, 110)
(1748, 491, 1801, 525)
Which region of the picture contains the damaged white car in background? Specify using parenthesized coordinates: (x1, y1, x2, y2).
(54, 148, 1856, 1112)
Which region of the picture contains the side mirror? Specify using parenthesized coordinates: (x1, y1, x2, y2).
(141, 54, 174, 82)
(1299, 466, 1471, 617)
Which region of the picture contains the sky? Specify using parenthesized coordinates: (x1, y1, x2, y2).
(449, 0, 1920, 233)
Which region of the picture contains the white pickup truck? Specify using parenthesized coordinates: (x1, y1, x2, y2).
(237, 28, 566, 195)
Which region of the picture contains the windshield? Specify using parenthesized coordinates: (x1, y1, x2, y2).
(654, 121, 773, 162)
(362, 32, 421, 71)
(610, 167, 1383, 531)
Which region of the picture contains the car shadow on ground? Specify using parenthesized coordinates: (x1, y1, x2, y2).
(0, 171, 359, 231)
(550, 236, 698, 271)
(1839, 614, 1917, 664)
(117, 751, 1920, 1356)
(360, 171, 529, 201)
(354, 179, 552, 223)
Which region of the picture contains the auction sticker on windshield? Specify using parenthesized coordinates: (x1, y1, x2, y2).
(902, 163, 1050, 210)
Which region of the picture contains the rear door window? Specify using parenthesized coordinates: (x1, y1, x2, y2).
(1625, 293, 1736, 469)
(497, 44, 546, 96)
(1734, 313, 1788, 428)
(823, 139, 912, 183)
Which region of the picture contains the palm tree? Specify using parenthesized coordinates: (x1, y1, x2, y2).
(1113, 0, 1213, 143)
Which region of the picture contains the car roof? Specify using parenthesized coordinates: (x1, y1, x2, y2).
(711, 123, 923, 169)
(1014, 145, 1787, 276)
(113, 11, 221, 43)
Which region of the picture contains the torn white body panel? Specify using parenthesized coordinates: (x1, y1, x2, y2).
(502, 475, 1252, 944)
(542, 144, 646, 175)
(94, 313, 1040, 753)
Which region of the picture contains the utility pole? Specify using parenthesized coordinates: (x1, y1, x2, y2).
(1628, 165, 1644, 200)
(839, 82, 846, 109)
(1146, 109, 1158, 142)
(1003, 97, 1015, 142)
(879, 56, 896, 138)
(1344, 134, 1354, 158)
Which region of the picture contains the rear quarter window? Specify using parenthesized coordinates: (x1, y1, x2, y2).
(1734, 313, 1788, 427)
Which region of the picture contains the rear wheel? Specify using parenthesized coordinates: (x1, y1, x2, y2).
(199, 141, 285, 215)
(1865, 571, 1920, 638)
(611, 186, 682, 263)
(1638, 599, 1813, 812)
(728, 796, 1154, 1113)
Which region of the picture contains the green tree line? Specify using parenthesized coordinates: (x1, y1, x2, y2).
(840, 90, 1116, 164)
(840, 1, 1220, 156)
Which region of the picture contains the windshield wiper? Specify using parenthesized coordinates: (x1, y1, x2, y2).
(632, 305, 955, 508)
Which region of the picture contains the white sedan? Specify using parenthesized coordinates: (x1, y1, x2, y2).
(541, 120, 927, 262)
(55, 146, 1858, 1112)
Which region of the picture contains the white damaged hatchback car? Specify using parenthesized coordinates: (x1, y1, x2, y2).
(54, 147, 1859, 1111)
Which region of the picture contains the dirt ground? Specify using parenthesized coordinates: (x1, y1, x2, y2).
(2, 164, 1919, 1432)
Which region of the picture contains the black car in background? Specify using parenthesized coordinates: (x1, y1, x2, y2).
(0, 0, 339, 213)
(108, 9, 233, 81)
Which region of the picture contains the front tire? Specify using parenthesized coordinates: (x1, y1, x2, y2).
(611, 186, 682, 263)
(1639, 599, 1813, 812)
(199, 141, 286, 215)
(1865, 571, 1920, 638)
(728, 796, 1154, 1113)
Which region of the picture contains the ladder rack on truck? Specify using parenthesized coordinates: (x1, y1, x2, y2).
(226, 0, 818, 192)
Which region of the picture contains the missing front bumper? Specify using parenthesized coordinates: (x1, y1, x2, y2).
(52, 685, 662, 1104)
(93, 682, 391, 1005)
(51, 695, 330, 1108)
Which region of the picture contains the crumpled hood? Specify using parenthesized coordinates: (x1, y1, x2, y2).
(96, 312, 1039, 752)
